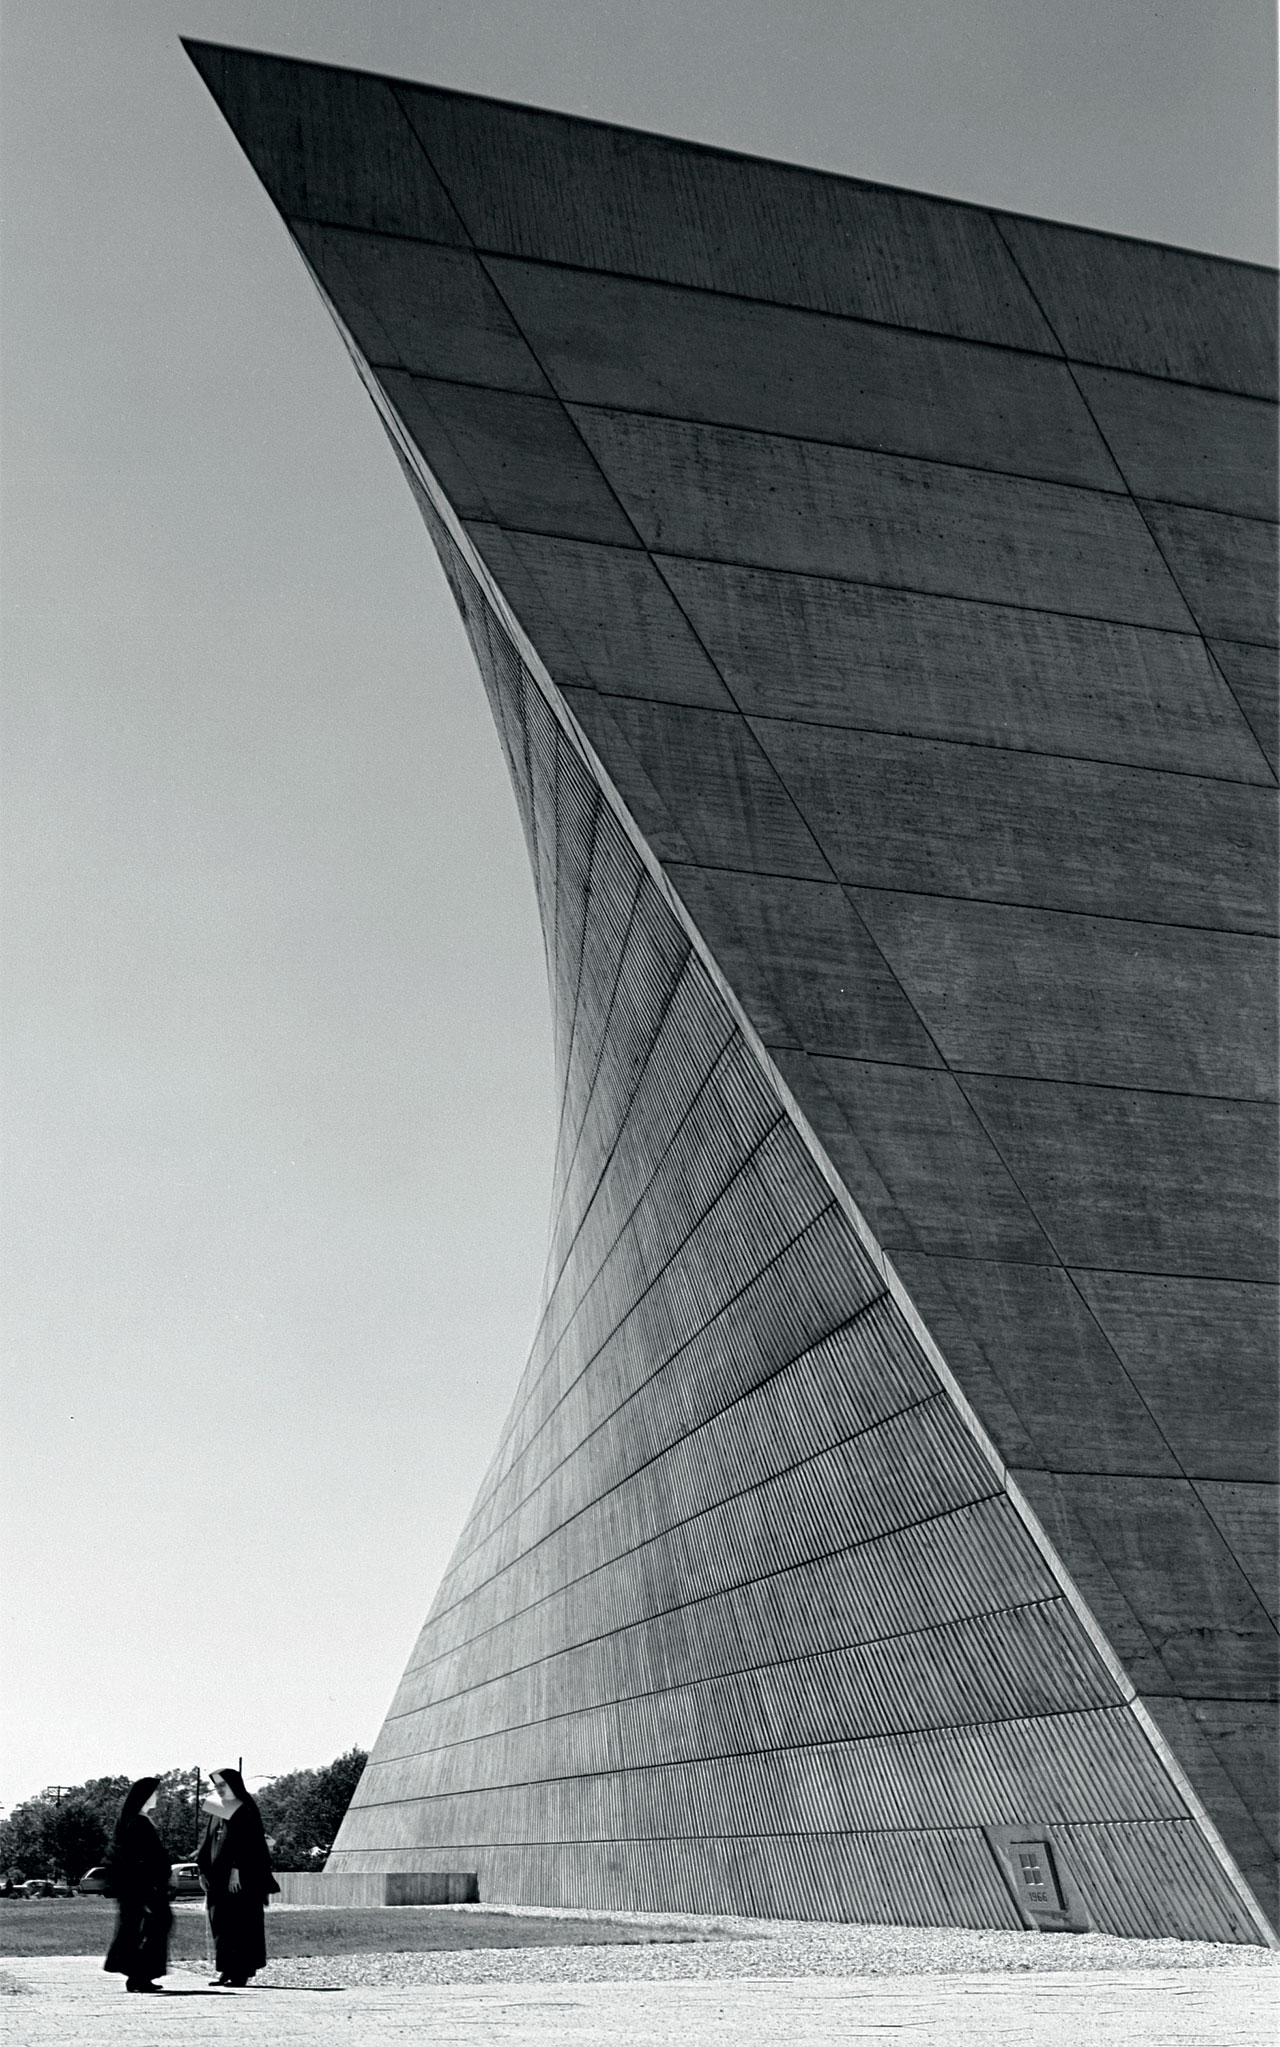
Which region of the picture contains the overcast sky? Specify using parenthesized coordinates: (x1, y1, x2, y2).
(2, 0, 1275, 1817)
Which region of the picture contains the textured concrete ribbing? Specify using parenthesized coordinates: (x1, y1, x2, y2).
(184, 42, 1278, 1940)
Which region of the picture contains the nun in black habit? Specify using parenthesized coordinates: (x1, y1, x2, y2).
(196, 1767, 279, 1986)
(102, 1776, 171, 1992)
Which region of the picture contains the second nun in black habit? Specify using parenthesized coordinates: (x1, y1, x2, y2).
(102, 1776, 171, 1992)
(196, 1767, 279, 1986)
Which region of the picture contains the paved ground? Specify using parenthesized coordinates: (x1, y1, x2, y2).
(1, 1912, 1275, 2046)
(0, 1953, 1275, 2043)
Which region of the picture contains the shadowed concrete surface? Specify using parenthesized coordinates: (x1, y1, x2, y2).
(183, 44, 1278, 1939)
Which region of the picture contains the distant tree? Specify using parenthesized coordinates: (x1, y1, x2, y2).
(0, 1768, 206, 1882)
(0, 1775, 128, 1882)
(150, 1768, 205, 1860)
(0, 1797, 51, 1880)
(45, 1799, 109, 1883)
(0, 1752, 367, 1881)
(256, 1748, 368, 1871)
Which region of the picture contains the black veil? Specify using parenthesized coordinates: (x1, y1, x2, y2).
(112, 1777, 161, 1843)
(213, 1766, 258, 1815)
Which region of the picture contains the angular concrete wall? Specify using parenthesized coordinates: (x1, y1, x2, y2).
(186, 43, 1278, 1938)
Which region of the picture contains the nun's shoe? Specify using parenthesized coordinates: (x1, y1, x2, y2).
(126, 1980, 163, 1993)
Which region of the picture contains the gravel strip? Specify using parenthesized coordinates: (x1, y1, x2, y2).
(171, 1915, 1278, 1990)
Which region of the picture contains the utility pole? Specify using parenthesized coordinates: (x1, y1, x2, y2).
(47, 1787, 72, 1891)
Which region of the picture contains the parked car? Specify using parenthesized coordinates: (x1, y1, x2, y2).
(169, 1862, 203, 1899)
(77, 1867, 111, 1895)
(18, 1879, 62, 1898)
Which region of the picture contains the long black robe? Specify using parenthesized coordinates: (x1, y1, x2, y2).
(103, 1815, 171, 1982)
(196, 1804, 277, 1981)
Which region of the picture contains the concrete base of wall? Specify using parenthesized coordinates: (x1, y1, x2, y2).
(277, 1871, 479, 1907)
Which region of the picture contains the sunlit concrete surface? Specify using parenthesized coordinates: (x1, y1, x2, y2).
(2, 1951, 1277, 2045)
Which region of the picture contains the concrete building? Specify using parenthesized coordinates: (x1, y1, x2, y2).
(187, 43, 1278, 1941)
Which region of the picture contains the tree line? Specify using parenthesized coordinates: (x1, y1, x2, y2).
(0, 1750, 368, 1882)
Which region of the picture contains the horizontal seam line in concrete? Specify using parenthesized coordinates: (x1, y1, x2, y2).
(544, 864, 647, 1244)
(368, 365, 1154, 505)
(332, 1811, 1209, 1854)
(284, 215, 1278, 404)
(401, 1487, 1009, 1688)
(376, 1592, 1083, 1747)
(544, 927, 700, 1245)
(432, 1380, 946, 1632)
(1007, 1465, 1280, 1485)
(373, 360, 1280, 529)
(633, 859, 1279, 941)
(662, 694, 1278, 801)
(1136, 490, 1279, 526)
(441, 1166, 835, 1571)
(566, 684, 1277, 792)
(544, 1085, 796, 1318)
(786, 1050, 1280, 1109)
(896, 1251, 1280, 1286)
(530, 976, 734, 1374)
(444, 1323, 1280, 1616)
(329, 1825, 1220, 1875)
(455, 1113, 807, 1540)
(1210, 630, 1280, 654)
(367, 1694, 1131, 1786)
(473, 519, 1280, 667)
(566, 396, 1280, 528)
(428, 1288, 911, 1627)
(1140, 1691, 1280, 1703)
(380, 365, 1280, 530)
(345, 1700, 1165, 1811)
(526, 1090, 749, 1447)
(888, 1244, 1277, 1277)
(453, 1199, 1280, 1573)
(540, 784, 600, 1204)
(330, 1815, 1216, 1864)
(467, 513, 1270, 643)
(512, 1039, 774, 1424)
(440, 1241, 861, 1594)
(873, 1248, 1280, 1287)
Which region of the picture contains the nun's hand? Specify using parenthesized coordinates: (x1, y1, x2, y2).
(228, 1870, 241, 1894)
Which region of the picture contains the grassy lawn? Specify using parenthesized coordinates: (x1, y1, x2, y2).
(0, 1900, 206, 1960)
(0, 1898, 724, 1959)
